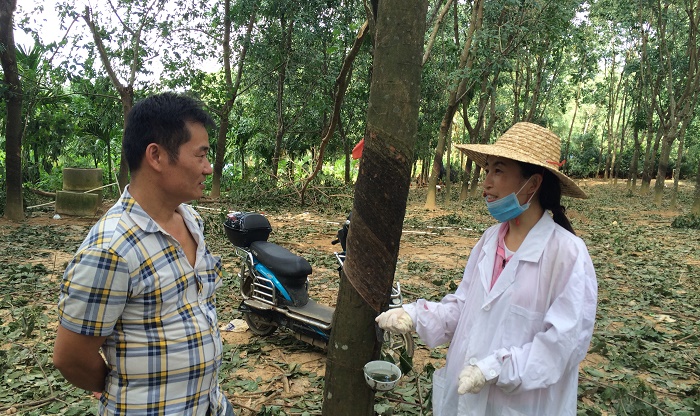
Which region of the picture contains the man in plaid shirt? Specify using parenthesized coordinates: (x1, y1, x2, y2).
(53, 93, 235, 416)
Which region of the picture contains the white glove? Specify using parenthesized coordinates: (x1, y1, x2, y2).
(458, 365, 486, 395)
(375, 308, 413, 334)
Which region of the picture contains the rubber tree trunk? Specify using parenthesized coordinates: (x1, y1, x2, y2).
(653, 134, 675, 205)
(0, 0, 24, 221)
(321, 1, 427, 415)
(692, 158, 700, 215)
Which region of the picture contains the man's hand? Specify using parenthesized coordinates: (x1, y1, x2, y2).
(458, 365, 486, 394)
(375, 308, 413, 334)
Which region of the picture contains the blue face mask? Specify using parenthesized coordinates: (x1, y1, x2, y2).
(485, 178, 535, 222)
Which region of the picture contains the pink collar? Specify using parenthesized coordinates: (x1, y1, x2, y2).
(491, 222, 512, 289)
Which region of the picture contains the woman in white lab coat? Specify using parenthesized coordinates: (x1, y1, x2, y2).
(376, 122, 597, 416)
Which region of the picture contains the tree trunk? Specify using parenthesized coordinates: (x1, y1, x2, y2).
(211, 1, 255, 198)
(301, 21, 369, 204)
(321, 1, 427, 414)
(641, 127, 660, 193)
(339, 119, 351, 184)
(692, 158, 700, 215)
(653, 134, 675, 205)
(83, 4, 162, 193)
(596, 129, 606, 179)
(670, 124, 687, 209)
(272, 15, 294, 182)
(470, 164, 483, 196)
(117, 89, 133, 191)
(564, 83, 580, 176)
(459, 158, 472, 201)
(0, 0, 24, 221)
(425, 0, 483, 209)
(445, 127, 452, 201)
(630, 124, 641, 188)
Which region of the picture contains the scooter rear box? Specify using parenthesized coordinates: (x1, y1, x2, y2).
(224, 212, 272, 247)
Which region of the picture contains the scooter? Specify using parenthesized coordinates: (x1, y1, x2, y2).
(223, 211, 413, 358)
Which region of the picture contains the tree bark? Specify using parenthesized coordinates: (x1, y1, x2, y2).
(652, 0, 700, 204)
(564, 83, 580, 176)
(321, 1, 427, 414)
(211, 2, 256, 198)
(425, 0, 483, 209)
(300, 21, 369, 204)
(82, 4, 163, 192)
(692, 158, 700, 215)
(271, 15, 294, 182)
(670, 125, 686, 208)
(0, 0, 24, 221)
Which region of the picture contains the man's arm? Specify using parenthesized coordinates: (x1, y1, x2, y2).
(53, 325, 109, 392)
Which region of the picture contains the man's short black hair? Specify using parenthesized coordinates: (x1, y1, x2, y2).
(123, 92, 216, 172)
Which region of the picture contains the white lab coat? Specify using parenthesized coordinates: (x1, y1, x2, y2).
(404, 213, 597, 416)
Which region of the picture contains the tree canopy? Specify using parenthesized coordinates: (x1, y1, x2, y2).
(2, 0, 699, 215)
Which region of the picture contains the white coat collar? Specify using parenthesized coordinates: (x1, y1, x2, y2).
(479, 213, 555, 300)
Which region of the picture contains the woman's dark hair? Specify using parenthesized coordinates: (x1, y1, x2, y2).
(123, 92, 215, 172)
(519, 162, 576, 235)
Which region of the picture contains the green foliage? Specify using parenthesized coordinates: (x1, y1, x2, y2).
(223, 177, 354, 213)
(671, 214, 700, 229)
(568, 132, 601, 178)
(0, 184, 699, 414)
(33, 166, 64, 192)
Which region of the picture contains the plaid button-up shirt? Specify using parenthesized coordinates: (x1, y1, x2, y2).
(58, 188, 230, 415)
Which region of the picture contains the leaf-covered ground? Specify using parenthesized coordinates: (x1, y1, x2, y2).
(0, 180, 698, 415)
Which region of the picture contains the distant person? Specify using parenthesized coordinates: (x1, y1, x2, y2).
(53, 92, 235, 415)
(376, 122, 597, 415)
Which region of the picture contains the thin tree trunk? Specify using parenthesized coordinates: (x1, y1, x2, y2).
(630, 124, 641, 188)
(611, 77, 629, 184)
(322, 1, 427, 414)
(83, 4, 162, 192)
(692, 158, 700, 215)
(272, 15, 293, 182)
(211, 1, 256, 198)
(422, 0, 454, 65)
(425, 0, 483, 209)
(670, 123, 687, 208)
(654, 134, 675, 204)
(641, 126, 660, 192)
(339, 119, 351, 184)
(301, 21, 369, 204)
(445, 127, 452, 201)
(564, 84, 580, 176)
(596, 130, 605, 179)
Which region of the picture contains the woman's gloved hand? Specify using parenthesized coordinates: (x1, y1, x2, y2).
(374, 308, 414, 334)
(458, 365, 486, 394)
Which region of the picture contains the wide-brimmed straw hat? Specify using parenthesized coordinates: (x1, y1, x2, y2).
(454, 122, 587, 199)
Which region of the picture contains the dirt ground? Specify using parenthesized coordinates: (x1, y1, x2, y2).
(2, 178, 697, 415)
(0, 183, 481, 413)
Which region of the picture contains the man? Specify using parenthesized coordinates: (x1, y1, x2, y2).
(53, 92, 235, 416)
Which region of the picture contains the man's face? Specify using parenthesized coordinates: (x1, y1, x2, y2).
(161, 121, 213, 203)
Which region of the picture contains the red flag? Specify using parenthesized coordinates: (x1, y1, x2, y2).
(351, 138, 365, 159)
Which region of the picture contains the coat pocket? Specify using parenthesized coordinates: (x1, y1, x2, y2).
(503, 304, 545, 346)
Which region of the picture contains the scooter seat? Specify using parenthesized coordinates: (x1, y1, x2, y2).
(250, 241, 312, 280)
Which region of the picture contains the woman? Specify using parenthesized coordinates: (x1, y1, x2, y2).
(376, 122, 597, 415)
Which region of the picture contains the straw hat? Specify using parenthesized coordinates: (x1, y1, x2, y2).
(454, 122, 587, 199)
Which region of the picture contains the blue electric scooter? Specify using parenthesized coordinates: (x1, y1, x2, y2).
(223, 212, 413, 357)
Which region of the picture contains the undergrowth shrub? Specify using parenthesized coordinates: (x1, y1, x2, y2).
(671, 214, 700, 229)
(222, 176, 354, 214)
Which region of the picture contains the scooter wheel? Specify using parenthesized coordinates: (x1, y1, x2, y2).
(243, 312, 277, 336)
